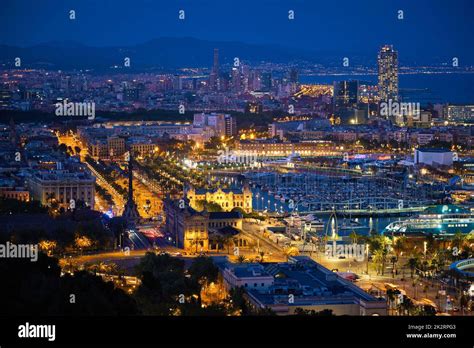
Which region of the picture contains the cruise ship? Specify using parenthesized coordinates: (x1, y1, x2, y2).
(383, 205, 474, 237)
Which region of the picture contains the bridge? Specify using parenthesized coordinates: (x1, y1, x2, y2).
(297, 196, 430, 216)
(304, 206, 426, 217)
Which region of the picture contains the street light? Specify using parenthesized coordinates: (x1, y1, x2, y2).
(366, 244, 369, 275)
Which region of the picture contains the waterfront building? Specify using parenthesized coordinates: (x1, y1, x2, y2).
(186, 184, 253, 214)
(235, 139, 339, 157)
(215, 256, 387, 316)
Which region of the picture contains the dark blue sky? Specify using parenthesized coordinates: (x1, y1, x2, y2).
(1, 0, 473, 62)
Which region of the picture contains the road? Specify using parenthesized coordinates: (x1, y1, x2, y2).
(57, 132, 125, 215)
(303, 250, 472, 315)
(242, 220, 286, 260)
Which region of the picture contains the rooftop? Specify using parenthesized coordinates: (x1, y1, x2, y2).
(416, 148, 452, 153)
(209, 211, 242, 220)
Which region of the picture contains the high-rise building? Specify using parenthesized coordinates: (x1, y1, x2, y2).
(260, 72, 272, 92)
(193, 113, 236, 137)
(209, 48, 220, 91)
(224, 114, 237, 137)
(332, 80, 365, 124)
(378, 45, 399, 102)
(333, 80, 359, 109)
(231, 67, 241, 93)
(289, 68, 298, 84)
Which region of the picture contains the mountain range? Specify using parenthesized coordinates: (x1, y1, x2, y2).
(0, 37, 457, 72)
(0, 37, 377, 71)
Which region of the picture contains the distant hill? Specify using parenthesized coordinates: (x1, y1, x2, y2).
(0, 37, 373, 71)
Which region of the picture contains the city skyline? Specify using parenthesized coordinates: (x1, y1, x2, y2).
(1, 0, 474, 65)
(0, 1, 472, 345)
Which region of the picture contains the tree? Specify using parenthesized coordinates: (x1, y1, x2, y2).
(460, 293, 470, 314)
(398, 296, 415, 315)
(284, 246, 300, 261)
(393, 236, 407, 259)
(45, 192, 56, 206)
(205, 202, 224, 212)
(407, 257, 419, 278)
(294, 308, 334, 316)
(386, 288, 401, 313)
(451, 232, 467, 254)
(0, 198, 47, 214)
(231, 207, 246, 214)
(221, 233, 234, 255)
(188, 256, 218, 286)
(0, 253, 138, 315)
(373, 248, 388, 275)
(228, 286, 249, 315)
(74, 235, 93, 253)
(237, 255, 246, 264)
(417, 305, 436, 316)
(204, 137, 222, 150)
(134, 253, 189, 315)
(38, 240, 57, 256)
(390, 256, 398, 278)
(349, 230, 360, 244)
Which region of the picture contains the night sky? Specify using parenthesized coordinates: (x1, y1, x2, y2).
(1, 0, 473, 62)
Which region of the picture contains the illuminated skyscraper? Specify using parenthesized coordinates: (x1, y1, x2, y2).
(333, 80, 359, 108)
(231, 67, 242, 93)
(209, 48, 220, 91)
(378, 45, 399, 102)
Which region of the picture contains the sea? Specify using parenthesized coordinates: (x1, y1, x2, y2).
(300, 73, 474, 105)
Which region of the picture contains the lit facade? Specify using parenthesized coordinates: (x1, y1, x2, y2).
(215, 256, 387, 316)
(378, 45, 399, 103)
(186, 184, 253, 214)
(235, 140, 340, 157)
(163, 198, 209, 252)
(27, 170, 95, 209)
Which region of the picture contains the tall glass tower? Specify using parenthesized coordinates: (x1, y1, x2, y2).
(378, 45, 399, 102)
